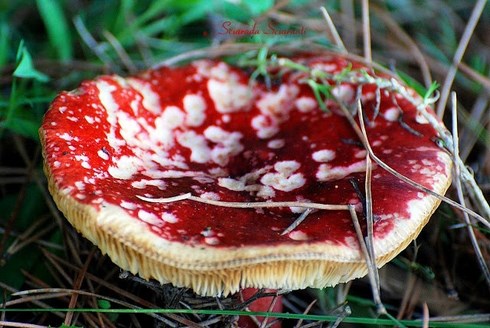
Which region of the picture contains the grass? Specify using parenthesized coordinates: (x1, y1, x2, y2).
(1, 0, 490, 327)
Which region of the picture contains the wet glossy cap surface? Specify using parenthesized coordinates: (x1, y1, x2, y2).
(40, 53, 452, 296)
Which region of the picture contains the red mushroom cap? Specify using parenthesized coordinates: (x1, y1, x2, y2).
(40, 52, 452, 296)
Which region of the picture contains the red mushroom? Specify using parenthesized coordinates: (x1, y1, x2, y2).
(40, 52, 452, 321)
(237, 288, 283, 328)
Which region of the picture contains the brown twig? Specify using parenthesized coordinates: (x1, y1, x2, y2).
(281, 208, 314, 235)
(138, 193, 350, 211)
(63, 247, 96, 326)
(361, 0, 372, 64)
(0, 322, 48, 328)
(348, 206, 386, 314)
(435, 0, 487, 118)
(371, 4, 432, 88)
(356, 101, 384, 315)
(450, 92, 490, 290)
(319, 7, 347, 53)
(423, 302, 430, 328)
(103, 30, 138, 74)
(293, 299, 317, 328)
(336, 98, 490, 230)
(340, 0, 356, 51)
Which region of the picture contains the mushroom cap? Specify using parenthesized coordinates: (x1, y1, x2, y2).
(40, 52, 452, 296)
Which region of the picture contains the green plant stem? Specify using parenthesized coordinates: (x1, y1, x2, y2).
(0, 77, 18, 138)
(1, 308, 488, 327)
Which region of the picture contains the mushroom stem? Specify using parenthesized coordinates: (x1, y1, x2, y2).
(237, 288, 283, 328)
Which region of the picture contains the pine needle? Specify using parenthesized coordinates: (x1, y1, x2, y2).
(361, 0, 372, 64)
(138, 193, 350, 212)
(435, 0, 487, 118)
(450, 91, 490, 290)
(319, 7, 347, 53)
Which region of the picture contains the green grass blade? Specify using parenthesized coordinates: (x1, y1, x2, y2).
(13, 45, 49, 82)
(2, 308, 489, 327)
(0, 22, 9, 69)
(36, 0, 73, 61)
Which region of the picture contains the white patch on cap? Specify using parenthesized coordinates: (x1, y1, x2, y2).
(138, 210, 163, 227)
(354, 150, 367, 159)
(316, 160, 367, 181)
(257, 185, 275, 198)
(331, 85, 354, 104)
(118, 111, 142, 142)
(208, 79, 251, 113)
(96, 80, 126, 152)
(204, 236, 220, 245)
(383, 107, 400, 122)
(150, 119, 174, 148)
(75, 181, 85, 190)
(183, 94, 207, 127)
(275, 161, 300, 175)
(97, 149, 110, 160)
(257, 84, 299, 117)
(211, 62, 237, 79)
(204, 126, 243, 166)
(218, 166, 276, 198)
(312, 149, 336, 162)
(131, 179, 166, 190)
(311, 63, 337, 73)
(222, 114, 231, 123)
(121, 201, 138, 210)
(261, 161, 305, 192)
(59, 133, 74, 141)
(142, 169, 206, 180)
(208, 167, 229, 177)
(201, 228, 214, 237)
(207, 63, 252, 113)
(75, 155, 91, 169)
(288, 230, 309, 241)
(85, 115, 95, 124)
(408, 160, 422, 173)
(176, 131, 211, 163)
(420, 167, 436, 177)
(127, 78, 162, 115)
(192, 60, 212, 76)
(267, 139, 285, 149)
(362, 92, 375, 102)
(161, 106, 185, 129)
(295, 96, 317, 113)
(108, 155, 141, 179)
(200, 192, 220, 201)
(217, 177, 245, 191)
(251, 84, 300, 139)
(251, 115, 279, 139)
(162, 212, 178, 223)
